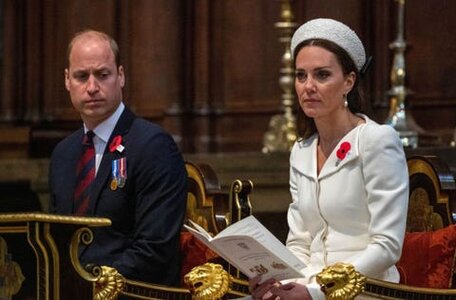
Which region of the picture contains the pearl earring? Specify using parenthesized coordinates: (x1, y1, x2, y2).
(343, 94, 348, 108)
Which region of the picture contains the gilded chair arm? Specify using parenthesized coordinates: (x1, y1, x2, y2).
(316, 262, 366, 300)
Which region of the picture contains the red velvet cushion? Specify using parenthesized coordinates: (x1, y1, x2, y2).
(396, 224, 456, 288)
(179, 231, 219, 283)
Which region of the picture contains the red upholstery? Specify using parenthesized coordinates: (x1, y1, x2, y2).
(179, 232, 219, 283)
(397, 225, 456, 288)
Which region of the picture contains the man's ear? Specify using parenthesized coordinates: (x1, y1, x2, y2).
(118, 65, 125, 88)
(64, 68, 70, 91)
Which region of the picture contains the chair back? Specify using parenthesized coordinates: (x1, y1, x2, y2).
(120, 161, 253, 299)
(361, 155, 456, 299)
(407, 155, 456, 231)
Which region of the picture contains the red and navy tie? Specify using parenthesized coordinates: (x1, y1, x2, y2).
(73, 131, 95, 215)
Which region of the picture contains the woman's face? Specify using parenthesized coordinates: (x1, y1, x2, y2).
(294, 45, 355, 121)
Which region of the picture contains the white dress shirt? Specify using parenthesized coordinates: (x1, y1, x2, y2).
(83, 102, 125, 175)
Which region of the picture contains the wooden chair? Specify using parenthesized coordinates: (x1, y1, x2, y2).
(118, 161, 252, 299)
(318, 155, 456, 299)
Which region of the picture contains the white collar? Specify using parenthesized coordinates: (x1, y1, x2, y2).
(84, 102, 125, 143)
(293, 114, 374, 180)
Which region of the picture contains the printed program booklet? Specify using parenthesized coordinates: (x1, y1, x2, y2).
(184, 215, 306, 283)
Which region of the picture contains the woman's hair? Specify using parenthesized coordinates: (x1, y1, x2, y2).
(294, 39, 365, 140)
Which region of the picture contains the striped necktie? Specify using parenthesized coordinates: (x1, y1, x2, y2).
(73, 131, 95, 215)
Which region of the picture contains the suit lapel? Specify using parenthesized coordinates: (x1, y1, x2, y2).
(87, 108, 136, 215)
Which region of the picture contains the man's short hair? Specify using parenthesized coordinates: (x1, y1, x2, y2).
(67, 30, 120, 67)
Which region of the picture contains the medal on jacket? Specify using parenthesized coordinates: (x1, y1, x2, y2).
(111, 157, 127, 190)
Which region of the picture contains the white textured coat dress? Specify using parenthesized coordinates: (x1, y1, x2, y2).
(286, 115, 409, 299)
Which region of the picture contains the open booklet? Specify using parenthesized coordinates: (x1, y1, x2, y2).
(184, 215, 306, 283)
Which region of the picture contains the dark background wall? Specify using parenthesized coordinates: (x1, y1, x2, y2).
(0, 0, 455, 158)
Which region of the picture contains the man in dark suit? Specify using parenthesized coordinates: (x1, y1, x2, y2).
(49, 30, 187, 285)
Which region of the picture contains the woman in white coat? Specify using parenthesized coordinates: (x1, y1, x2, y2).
(250, 18, 409, 300)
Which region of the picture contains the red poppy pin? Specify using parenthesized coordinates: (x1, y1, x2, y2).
(109, 135, 124, 153)
(336, 141, 351, 164)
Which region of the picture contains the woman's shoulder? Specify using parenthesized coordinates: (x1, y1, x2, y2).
(360, 116, 399, 140)
(358, 116, 403, 153)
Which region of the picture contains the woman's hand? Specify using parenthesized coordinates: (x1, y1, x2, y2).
(249, 275, 281, 300)
(270, 282, 312, 300)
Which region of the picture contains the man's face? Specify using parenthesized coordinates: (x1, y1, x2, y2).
(65, 36, 125, 129)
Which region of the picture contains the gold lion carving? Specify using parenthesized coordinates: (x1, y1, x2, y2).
(184, 262, 230, 300)
(316, 262, 366, 300)
(94, 266, 126, 300)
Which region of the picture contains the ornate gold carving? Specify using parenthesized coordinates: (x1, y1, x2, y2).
(0, 226, 28, 234)
(0, 213, 111, 227)
(384, 0, 418, 148)
(262, 0, 298, 153)
(316, 262, 366, 300)
(45, 223, 60, 299)
(69, 227, 100, 282)
(407, 187, 443, 232)
(94, 266, 125, 300)
(0, 236, 25, 298)
(407, 157, 453, 228)
(184, 262, 231, 300)
(185, 163, 218, 234)
(231, 179, 253, 223)
(187, 193, 211, 233)
(69, 229, 125, 299)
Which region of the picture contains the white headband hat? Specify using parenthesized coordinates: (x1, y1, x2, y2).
(290, 18, 366, 72)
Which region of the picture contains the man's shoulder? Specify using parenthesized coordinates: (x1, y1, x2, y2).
(127, 118, 171, 141)
(125, 118, 184, 167)
(126, 118, 177, 150)
(130, 117, 164, 135)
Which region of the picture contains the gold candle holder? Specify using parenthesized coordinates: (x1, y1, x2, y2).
(384, 0, 418, 148)
(262, 0, 298, 153)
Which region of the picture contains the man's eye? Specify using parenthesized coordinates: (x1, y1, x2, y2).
(74, 73, 88, 81)
(96, 72, 110, 80)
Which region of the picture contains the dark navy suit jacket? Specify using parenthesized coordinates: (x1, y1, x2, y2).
(49, 108, 187, 285)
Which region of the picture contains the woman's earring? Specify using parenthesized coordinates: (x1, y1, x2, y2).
(343, 94, 348, 108)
